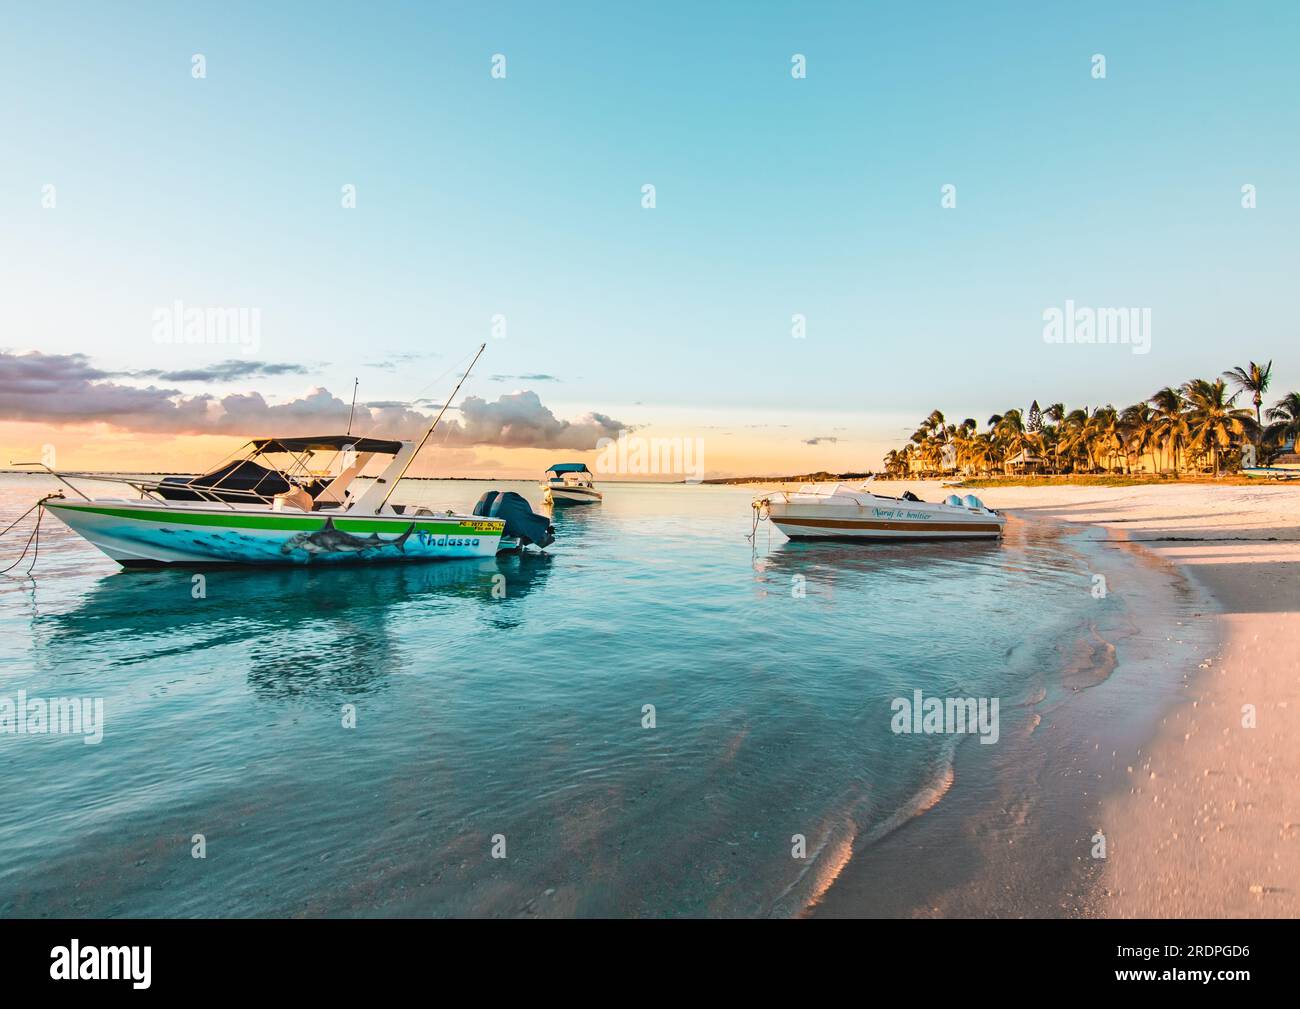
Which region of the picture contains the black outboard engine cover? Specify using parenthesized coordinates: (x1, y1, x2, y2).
(473, 490, 555, 549)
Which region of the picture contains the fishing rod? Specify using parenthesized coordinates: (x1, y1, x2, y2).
(346, 377, 359, 436)
(374, 342, 486, 513)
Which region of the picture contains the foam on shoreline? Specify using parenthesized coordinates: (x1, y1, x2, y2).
(810, 513, 1218, 917)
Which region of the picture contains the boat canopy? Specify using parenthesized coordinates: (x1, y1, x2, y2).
(154, 434, 405, 504)
(546, 463, 591, 474)
(250, 435, 405, 455)
(157, 460, 314, 503)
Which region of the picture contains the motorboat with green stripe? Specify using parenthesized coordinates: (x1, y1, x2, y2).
(26, 344, 556, 567)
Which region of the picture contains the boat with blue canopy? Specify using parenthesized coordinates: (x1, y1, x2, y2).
(541, 463, 603, 505)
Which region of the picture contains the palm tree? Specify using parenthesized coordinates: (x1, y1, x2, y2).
(921, 437, 943, 474)
(1151, 386, 1188, 473)
(1041, 403, 1066, 473)
(989, 409, 1026, 472)
(908, 409, 951, 476)
(1224, 360, 1272, 427)
(882, 449, 909, 478)
(1182, 378, 1257, 476)
(1058, 408, 1090, 471)
(891, 443, 917, 476)
(950, 419, 978, 475)
(1091, 406, 1123, 472)
(1264, 392, 1300, 456)
(1121, 403, 1159, 474)
(908, 428, 928, 473)
(967, 432, 997, 475)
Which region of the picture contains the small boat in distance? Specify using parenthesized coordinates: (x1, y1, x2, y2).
(541, 463, 603, 505)
(753, 483, 1006, 541)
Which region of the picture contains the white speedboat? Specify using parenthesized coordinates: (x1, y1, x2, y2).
(24, 345, 556, 567)
(541, 463, 603, 505)
(753, 483, 1006, 541)
(1242, 465, 1300, 481)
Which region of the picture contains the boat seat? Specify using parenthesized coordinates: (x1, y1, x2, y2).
(273, 487, 314, 512)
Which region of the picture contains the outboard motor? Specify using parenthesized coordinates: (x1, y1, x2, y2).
(473, 490, 555, 550)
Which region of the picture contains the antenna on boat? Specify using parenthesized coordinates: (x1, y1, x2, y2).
(375, 343, 486, 513)
(346, 378, 359, 436)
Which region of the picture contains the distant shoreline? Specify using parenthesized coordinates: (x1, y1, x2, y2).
(702, 471, 874, 486)
(711, 473, 1288, 488)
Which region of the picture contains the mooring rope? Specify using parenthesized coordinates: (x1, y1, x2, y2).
(747, 497, 771, 546)
(0, 495, 59, 576)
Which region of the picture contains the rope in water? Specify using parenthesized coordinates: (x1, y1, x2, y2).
(0, 495, 59, 576)
(747, 497, 771, 545)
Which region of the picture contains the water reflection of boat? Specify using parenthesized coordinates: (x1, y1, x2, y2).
(756, 536, 1005, 581)
(34, 554, 554, 696)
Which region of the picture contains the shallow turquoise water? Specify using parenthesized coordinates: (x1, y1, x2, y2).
(0, 475, 1133, 916)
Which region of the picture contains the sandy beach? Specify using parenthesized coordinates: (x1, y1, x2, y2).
(800, 479, 1300, 917)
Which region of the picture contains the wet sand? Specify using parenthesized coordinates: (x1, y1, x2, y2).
(804, 481, 1300, 918)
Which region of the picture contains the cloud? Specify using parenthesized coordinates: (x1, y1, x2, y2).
(490, 373, 561, 383)
(0, 351, 194, 425)
(364, 352, 439, 371)
(802, 436, 839, 445)
(0, 350, 623, 449)
(128, 360, 311, 383)
(0, 351, 111, 388)
(453, 390, 622, 449)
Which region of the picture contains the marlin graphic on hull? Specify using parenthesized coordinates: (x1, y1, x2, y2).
(281, 518, 416, 556)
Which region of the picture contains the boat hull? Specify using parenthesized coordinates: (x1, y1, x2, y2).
(774, 525, 1003, 541)
(764, 503, 1005, 541)
(1242, 467, 1300, 481)
(45, 501, 506, 567)
(542, 485, 603, 505)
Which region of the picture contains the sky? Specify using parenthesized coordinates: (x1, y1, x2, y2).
(1, 1, 1297, 477)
